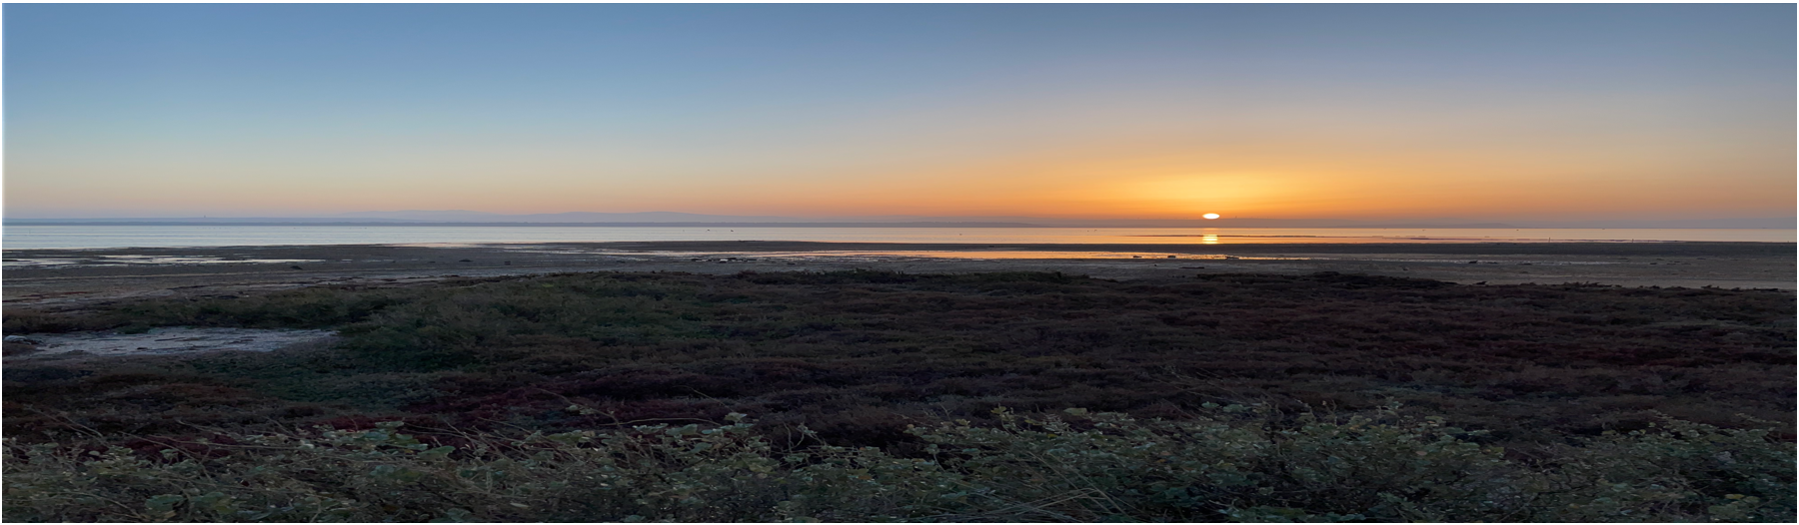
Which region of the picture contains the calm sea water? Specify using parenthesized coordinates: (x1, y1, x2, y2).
(3, 225, 1793, 250)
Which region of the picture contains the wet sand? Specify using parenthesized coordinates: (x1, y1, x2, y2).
(4, 241, 1792, 309)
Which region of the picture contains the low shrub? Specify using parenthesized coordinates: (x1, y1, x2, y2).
(5, 407, 1791, 522)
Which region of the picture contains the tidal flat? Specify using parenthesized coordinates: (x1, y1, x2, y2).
(4, 240, 1792, 309)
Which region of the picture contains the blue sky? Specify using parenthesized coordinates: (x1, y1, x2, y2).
(6, 4, 1793, 220)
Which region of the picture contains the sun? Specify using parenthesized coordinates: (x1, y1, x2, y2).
(1202, 213, 1221, 220)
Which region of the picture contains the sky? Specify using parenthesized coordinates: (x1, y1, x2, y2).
(5, 3, 1794, 221)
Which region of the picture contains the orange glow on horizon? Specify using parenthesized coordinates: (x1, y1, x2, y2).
(8, 121, 1790, 221)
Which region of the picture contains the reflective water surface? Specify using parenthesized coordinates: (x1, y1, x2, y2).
(578, 250, 1312, 262)
(4, 225, 1793, 250)
(2, 255, 321, 268)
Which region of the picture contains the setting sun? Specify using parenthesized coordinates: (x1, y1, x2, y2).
(1203, 213, 1221, 220)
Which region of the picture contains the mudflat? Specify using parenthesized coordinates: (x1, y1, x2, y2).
(4, 241, 1792, 309)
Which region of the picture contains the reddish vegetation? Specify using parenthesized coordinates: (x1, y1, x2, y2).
(5, 270, 1792, 450)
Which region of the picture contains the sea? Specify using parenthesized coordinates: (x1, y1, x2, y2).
(2, 225, 1794, 251)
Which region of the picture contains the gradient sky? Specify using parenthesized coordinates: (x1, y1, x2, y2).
(5, 4, 1794, 220)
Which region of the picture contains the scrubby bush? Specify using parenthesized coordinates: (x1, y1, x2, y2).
(6, 408, 1791, 522)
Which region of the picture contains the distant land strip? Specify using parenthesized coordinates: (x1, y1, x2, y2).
(575, 240, 1798, 257)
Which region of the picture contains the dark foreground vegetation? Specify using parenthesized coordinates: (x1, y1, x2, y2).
(8, 407, 1791, 522)
(5, 270, 1794, 521)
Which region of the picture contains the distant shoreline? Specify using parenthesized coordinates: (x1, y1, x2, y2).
(552, 240, 1799, 257)
(7, 240, 1795, 257)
